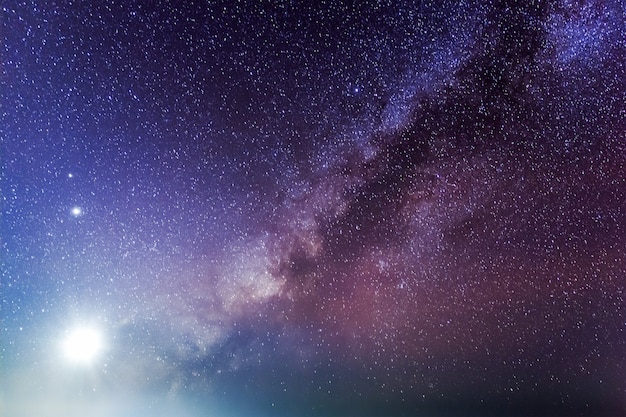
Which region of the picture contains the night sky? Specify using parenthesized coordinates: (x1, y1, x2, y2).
(2, 1, 626, 416)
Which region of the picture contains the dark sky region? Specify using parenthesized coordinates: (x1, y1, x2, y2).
(2, 1, 625, 416)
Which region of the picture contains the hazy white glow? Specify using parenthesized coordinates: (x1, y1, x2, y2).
(71, 206, 83, 217)
(63, 327, 102, 364)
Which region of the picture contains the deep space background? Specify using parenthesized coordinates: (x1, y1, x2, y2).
(2, 1, 626, 416)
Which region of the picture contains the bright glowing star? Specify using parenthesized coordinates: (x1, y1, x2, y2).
(68, 173, 74, 178)
(71, 206, 83, 217)
(62, 327, 103, 364)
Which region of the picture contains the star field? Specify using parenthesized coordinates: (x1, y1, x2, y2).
(2, 1, 625, 416)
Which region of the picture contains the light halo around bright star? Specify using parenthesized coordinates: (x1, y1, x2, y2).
(62, 326, 104, 365)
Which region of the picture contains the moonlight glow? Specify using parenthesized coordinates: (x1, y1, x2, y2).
(62, 327, 103, 364)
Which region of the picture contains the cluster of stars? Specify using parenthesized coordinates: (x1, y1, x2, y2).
(2, 1, 625, 417)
